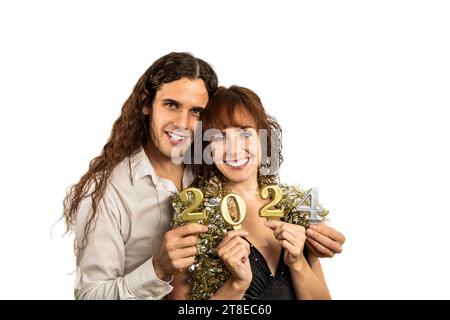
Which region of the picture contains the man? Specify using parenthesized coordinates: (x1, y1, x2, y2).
(63, 52, 345, 299)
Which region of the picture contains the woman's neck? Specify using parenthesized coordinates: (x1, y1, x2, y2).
(226, 175, 260, 199)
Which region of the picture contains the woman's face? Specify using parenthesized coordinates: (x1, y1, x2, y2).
(210, 126, 261, 185)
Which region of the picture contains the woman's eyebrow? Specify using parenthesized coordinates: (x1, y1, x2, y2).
(220, 126, 254, 133)
(237, 126, 254, 131)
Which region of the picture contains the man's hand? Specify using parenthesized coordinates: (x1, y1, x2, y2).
(306, 223, 346, 258)
(153, 223, 208, 280)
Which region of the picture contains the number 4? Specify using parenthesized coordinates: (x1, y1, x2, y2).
(296, 188, 324, 224)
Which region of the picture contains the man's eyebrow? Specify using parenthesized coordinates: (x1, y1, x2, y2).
(161, 98, 181, 105)
(189, 105, 206, 110)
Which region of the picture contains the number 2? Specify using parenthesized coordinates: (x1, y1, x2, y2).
(180, 188, 207, 222)
(259, 185, 285, 218)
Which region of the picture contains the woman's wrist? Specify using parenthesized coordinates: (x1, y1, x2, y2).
(229, 277, 251, 293)
(289, 256, 310, 274)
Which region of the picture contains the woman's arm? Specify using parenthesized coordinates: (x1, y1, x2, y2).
(289, 255, 331, 300)
(308, 252, 328, 285)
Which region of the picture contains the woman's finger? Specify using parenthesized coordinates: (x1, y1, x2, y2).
(218, 236, 250, 257)
(217, 230, 249, 249)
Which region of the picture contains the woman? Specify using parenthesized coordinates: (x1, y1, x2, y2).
(169, 86, 331, 300)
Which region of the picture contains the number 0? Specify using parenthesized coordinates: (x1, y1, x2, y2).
(220, 193, 246, 229)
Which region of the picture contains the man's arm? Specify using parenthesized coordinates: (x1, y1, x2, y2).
(74, 185, 173, 300)
(74, 184, 208, 299)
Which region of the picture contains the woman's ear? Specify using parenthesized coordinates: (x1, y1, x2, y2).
(142, 106, 149, 115)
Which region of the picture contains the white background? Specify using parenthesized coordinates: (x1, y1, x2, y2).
(1, 0, 449, 299)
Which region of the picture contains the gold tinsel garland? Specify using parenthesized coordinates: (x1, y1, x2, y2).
(171, 180, 329, 300)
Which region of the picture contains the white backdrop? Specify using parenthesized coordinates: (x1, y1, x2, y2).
(1, 0, 449, 299)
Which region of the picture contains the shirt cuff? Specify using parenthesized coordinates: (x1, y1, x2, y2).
(124, 257, 173, 299)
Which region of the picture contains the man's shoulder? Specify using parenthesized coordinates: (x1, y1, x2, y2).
(107, 150, 154, 200)
(109, 156, 134, 189)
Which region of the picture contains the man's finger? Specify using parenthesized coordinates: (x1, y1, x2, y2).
(175, 235, 198, 248)
(173, 223, 208, 237)
(172, 246, 198, 259)
(306, 227, 342, 253)
(305, 243, 321, 257)
(306, 237, 334, 258)
(173, 256, 196, 270)
(311, 223, 346, 244)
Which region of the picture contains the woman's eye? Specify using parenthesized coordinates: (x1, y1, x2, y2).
(242, 130, 253, 138)
(213, 135, 226, 143)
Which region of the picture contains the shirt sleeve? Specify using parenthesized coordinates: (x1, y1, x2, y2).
(73, 184, 173, 300)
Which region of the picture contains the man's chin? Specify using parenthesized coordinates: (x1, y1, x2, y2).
(166, 146, 190, 164)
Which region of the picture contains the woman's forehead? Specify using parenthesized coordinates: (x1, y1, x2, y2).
(221, 126, 257, 132)
(207, 104, 257, 130)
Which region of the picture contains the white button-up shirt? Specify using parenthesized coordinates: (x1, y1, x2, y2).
(74, 147, 193, 299)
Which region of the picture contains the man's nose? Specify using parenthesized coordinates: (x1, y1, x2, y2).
(174, 110, 190, 130)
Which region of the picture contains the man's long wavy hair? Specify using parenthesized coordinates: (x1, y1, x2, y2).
(63, 52, 218, 249)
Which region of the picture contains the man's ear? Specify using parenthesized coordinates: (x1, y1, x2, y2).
(142, 106, 149, 115)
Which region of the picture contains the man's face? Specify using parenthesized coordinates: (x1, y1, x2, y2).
(145, 77, 209, 159)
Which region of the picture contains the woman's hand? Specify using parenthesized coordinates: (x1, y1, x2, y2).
(217, 230, 252, 292)
(265, 220, 307, 269)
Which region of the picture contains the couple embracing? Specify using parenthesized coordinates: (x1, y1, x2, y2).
(63, 52, 345, 300)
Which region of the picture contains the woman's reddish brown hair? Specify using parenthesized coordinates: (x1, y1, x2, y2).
(193, 85, 283, 188)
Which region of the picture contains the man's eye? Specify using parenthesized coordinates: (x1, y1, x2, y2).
(165, 102, 178, 109)
(191, 108, 204, 117)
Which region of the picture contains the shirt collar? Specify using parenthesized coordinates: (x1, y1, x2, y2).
(182, 164, 194, 188)
(129, 147, 193, 190)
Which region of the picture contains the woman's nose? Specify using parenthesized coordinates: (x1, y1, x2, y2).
(226, 135, 246, 155)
